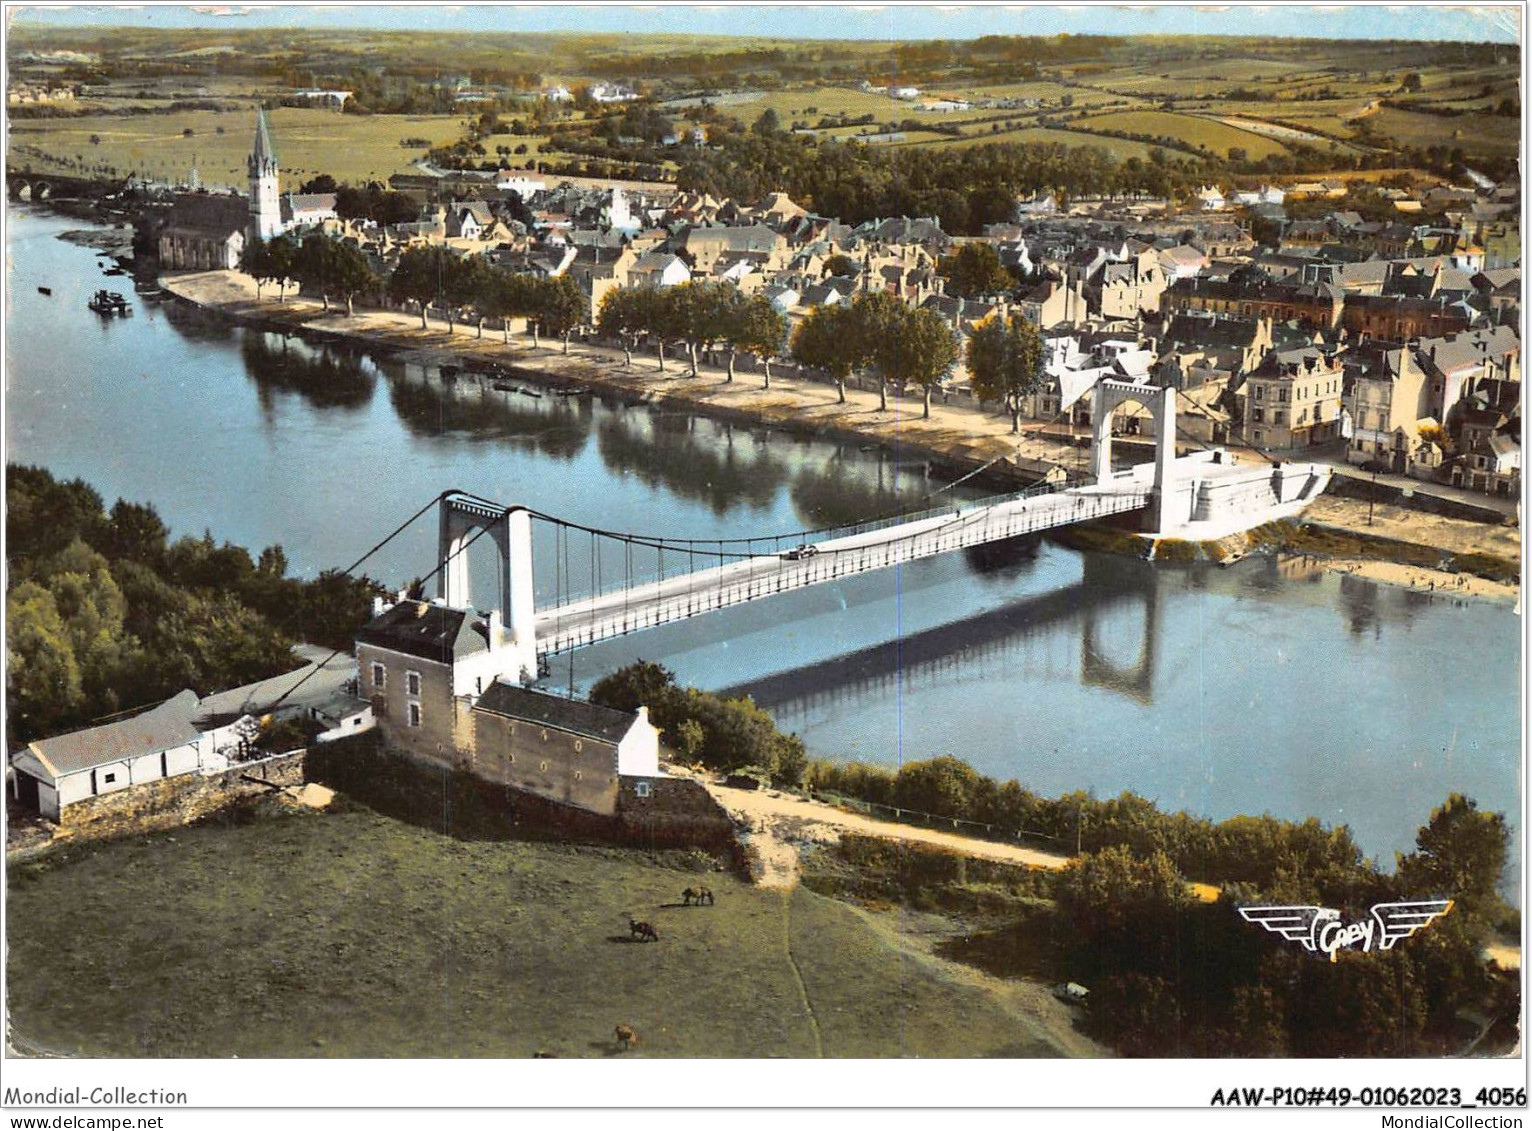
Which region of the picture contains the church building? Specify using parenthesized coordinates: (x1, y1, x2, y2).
(158, 110, 335, 271)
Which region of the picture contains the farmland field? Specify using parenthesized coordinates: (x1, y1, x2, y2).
(7, 107, 468, 189)
(5, 803, 1071, 1058)
(1368, 106, 1521, 155)
(1072, 109, 1292, 159)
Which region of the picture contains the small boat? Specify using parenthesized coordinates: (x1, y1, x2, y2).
(103, 266, 128, 277)
(37, 286, 51, 296)
(88, 289, 131, 315)
(493, 381, 519, 393)
(554, 386, 590, 397)
(519, 387, 543, 398)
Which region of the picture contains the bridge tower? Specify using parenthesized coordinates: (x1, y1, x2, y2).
(1089, 380, 1175, 532)
(439, 494, 537, 680)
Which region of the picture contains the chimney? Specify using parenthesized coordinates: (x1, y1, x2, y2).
(371, 596, 386, 618)
(486, 608, 504, 650)
(636, 705, 650, 726)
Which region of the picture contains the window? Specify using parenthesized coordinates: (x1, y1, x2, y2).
(407, 702, 422, 728)
(541, 729, 549, 742)
(406, 670, 421, 697)
(372, 662, 386, 690)
(574, 771, 583, 782)
(1253, 408, 1265, 423)
(102, 771, 117, 784)
(574, 740, 584, 753)
(1254, 386, 1264, 401)
(539, 760, 549, 772)
(635, 781, 652, 798)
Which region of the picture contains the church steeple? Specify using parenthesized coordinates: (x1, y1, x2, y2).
(248, 108, 282, 241)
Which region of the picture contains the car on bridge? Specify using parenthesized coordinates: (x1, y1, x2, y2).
(780, 543, 819, 561)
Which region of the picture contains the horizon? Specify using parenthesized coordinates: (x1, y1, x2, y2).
(9, 4, 1522, 46)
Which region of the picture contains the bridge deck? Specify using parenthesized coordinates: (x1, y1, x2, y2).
(533, 480, 1149, 656)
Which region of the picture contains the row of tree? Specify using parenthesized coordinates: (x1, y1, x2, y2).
(240, 237, 589, 351)
(791, 290, 1046, 424)
(597, 281, 787, 381)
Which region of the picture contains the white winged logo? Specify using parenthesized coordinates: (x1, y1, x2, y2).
(1240, 901, 1453, 962)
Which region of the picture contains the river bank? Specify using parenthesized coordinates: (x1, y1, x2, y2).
(159, 267, 1521, 604)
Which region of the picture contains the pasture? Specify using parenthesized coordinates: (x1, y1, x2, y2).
(1073, 109, 1293, 160)
(7, 106, 468, 190)
(5, 802, 1066, 1058)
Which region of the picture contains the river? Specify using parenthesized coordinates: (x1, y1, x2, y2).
(4, 208, 1521, 885)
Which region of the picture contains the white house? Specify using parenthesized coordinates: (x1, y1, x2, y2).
(891, 86, 921, 100)
(628, 252, 692, 288)
(11, 690, 206, 820)
(496, 170, 548, 198)
(1197, 185, 1227, 211)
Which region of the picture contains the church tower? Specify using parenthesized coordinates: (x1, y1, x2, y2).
(248, 109, 282, 241)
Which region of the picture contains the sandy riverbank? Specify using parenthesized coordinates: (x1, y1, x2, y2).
(1322, 557, 1519, 605)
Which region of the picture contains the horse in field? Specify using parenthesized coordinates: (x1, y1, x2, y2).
(628, 918, 660, 942)
(615, 1024, 637, 1051)
(682, 886, 715, 906)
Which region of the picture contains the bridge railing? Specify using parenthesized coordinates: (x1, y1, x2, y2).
(536, 485, 1150, 656)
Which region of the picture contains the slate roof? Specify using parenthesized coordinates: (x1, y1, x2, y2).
(355, 601, 490, 665)
(193, 648, 355, 729)
(27, 690, 203, 777)
(473, 682, 638, 743)
(165, 192, 248, 236)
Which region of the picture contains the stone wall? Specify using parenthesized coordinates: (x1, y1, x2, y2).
(51, 752, 307, 844)
(617, 776, 736, 849)
(1324, 472, 1511, 525)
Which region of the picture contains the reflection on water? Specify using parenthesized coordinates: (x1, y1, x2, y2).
(241, 332, 376, 412)
(4, 208, 1520, 889)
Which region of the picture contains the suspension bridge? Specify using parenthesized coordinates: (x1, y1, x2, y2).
(333, 380, 1330, 690)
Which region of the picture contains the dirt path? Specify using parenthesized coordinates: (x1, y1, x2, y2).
(693, 776, 1071, 889)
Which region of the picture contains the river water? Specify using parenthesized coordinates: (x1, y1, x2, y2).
(5, 208, 1522, 884)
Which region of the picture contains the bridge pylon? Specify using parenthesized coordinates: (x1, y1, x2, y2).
(1090, 380, 1175, 532)
(439, 493, 537, 681)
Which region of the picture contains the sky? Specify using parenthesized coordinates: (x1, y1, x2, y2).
(8, 3, 1522, 44)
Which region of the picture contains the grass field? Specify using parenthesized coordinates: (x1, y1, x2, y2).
(1073, 109, 1293, 160)
(5, 802, 1070, 1058)
(1367, 106, 1521, 156)
(7, 107, 468, 190)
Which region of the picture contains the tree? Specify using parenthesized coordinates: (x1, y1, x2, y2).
(265, 235, 298, 303)
(535, 275, 588, 354)
(791, 302, 859, 403)
(330, 241, 380, 318)
(597, 285, 651, 367)
(479, 267, 536, 344)
(936, 241, 1015, 299)
(729, 293, 788, 387)
(848, 291, 907, 412)
(388, 245, 446, 330)
(590, 659, 679, 714)
(753, 108, 781, 137)
(103, 499, 168, 565)
(299, 173, 338, 194)
(886, 305, 958, 419)
(823, 253, 859, 278)
(1401, 72, 1423, 93)
(239, 238, 269, 300)
(295, 235, 337, 312)
(1397, 794, 1509, 926)
(967, 312, 1046, 432)
(6, 580, 83, 740)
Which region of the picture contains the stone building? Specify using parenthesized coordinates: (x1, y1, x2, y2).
(1241, 346, 1346, 451)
